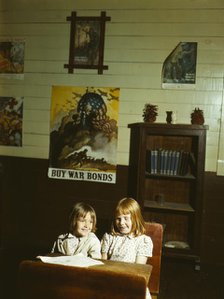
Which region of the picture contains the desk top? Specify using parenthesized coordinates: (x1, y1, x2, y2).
(95, 259, 152, 284)
(34, 255, 152, 285)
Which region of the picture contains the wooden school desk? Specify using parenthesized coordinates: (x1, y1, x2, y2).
(18, 258, 152, 299)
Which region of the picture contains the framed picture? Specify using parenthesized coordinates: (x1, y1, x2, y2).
(64, 11, 110, 74)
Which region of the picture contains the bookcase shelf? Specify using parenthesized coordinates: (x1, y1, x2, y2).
(127, 123, 208, 267)
(144, 200, 195, 213)
(145, 172, 196, 181)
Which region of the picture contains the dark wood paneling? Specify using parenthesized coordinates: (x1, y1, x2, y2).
(201, 172, 224, 265)
(0, 156, 128, 254)
(0, 157, 224, 266)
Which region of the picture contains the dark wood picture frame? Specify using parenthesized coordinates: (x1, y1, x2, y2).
(64, 11, 111, 74)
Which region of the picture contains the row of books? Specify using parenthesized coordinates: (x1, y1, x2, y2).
(146, 149, 195, 176)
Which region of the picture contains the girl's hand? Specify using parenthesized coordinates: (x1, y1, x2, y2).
(101, 252, 108, 260)
(135, 255, 148, 264)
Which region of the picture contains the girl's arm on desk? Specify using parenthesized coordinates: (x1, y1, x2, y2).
(101, 252, 108, 260)
(135, 255, 148, 264)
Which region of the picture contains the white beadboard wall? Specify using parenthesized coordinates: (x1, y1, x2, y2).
(0, 0, 224, 173)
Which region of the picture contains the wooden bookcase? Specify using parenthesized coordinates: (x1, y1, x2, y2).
(127, 123, 208, 268)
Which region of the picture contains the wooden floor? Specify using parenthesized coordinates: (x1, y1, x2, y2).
(159, 257, 224, 299)
(1, 253, 224, 299)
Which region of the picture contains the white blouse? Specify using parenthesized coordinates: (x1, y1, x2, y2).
(51, 232, 101, 259)
(101, 233, 153, 263)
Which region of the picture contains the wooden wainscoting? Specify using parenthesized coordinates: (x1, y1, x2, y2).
(0, 156, 223, 266)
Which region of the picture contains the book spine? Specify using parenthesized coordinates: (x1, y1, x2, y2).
(177, 150, 184, 175)
(163, 150, 168, 175)
(150, 150, 155, 174)
(173, 151, 180, 175)
(170, 150, 176, 176)
(160, 149, 165, 174)
(154, 149, 158, 174)
(166, 150, 172, 175)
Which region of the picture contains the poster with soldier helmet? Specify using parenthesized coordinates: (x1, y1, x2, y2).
(48, 86, 119, 183)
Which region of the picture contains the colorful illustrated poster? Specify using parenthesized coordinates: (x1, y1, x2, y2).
(48, 86, 120, 184)
(0, 40, 25, 79)
(0, 97, 23, 146)
(162, 42, 197, 89)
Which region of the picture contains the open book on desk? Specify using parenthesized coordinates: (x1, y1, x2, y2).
(37, 253, 104, 267)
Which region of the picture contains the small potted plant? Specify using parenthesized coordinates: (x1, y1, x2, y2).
(191, 108, 204, 125)
(142, 103, 158, 123)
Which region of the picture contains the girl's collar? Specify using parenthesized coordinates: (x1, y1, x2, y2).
(118, 233, 134, 239)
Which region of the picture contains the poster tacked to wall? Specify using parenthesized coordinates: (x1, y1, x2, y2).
(0, 40, 25, 79)
(162, 42, 197, 89)
(0, 96, 23, 146)
(48, 86, 120, 184)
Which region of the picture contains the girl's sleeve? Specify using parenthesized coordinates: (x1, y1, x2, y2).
(51, 241, 57, 253)
(88, 235, 101, 259)
(101, 233, 111, 253)
(137, 235, 153, 257)
(51, 235, 66, 254)
(51, 234, 78, 255)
